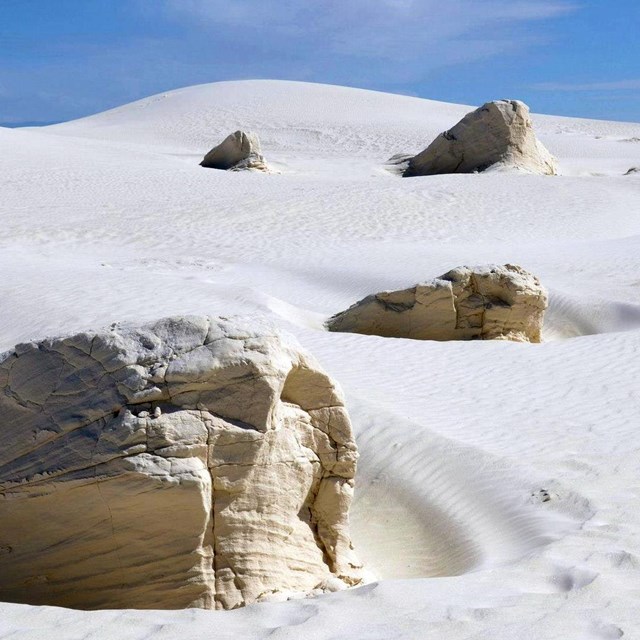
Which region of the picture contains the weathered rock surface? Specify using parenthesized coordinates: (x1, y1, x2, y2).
(327, 264, 547, 343)
(0, 316, 362, 610)
(200, 130, 268, 171)
(404, 100, 557, 177)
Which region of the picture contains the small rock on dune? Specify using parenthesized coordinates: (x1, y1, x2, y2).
(404, 100, 557, 177)
(0, 315, 363, 610)
(200, 130, 268, 171)
(327, 264, 548, 343)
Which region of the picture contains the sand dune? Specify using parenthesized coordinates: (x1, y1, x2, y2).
(1, 80, 640, 639)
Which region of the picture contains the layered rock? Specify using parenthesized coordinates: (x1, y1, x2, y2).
(0, 316, 362, 610)
(327, 264, 547, 343)
(404, 100, 557, 177)
(200, 131, 268, 172)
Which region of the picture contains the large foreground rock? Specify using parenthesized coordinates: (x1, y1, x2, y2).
(200, 130, 268, 171)
(327, 265, 547, 343)
(404, 100, 557, 177)
(0, 316, 362, 610)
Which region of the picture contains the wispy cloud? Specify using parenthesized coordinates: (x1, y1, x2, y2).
(0, 0, 585, 122)
(161, 0, 578, 79)
(532, 79, 640, 91)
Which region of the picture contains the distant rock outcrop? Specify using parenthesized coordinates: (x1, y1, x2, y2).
(404, 100, 557, 177)
(327, 264, 548, 343)
(0, 316, 362, 610)
(625, 167, 639, 175)
(200, 130, 268, 172)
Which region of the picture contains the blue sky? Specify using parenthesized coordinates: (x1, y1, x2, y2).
(0, 0, 638, 125)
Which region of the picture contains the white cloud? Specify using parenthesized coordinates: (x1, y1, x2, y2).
(161, 0, 578, 75)
(0, 0, 582, 123)
(532, 79, 640, 91)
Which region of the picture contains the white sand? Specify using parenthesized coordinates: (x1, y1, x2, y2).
(1, 80, 639, 639)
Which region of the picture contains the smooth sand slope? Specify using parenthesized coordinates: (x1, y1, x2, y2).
(1, 80, 640, 639)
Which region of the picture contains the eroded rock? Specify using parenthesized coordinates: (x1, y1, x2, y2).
(404, 100, 557, 177)
(327, 264, 547, 343)
(200, 130, 268, 172)
(0, 316, 362, 610)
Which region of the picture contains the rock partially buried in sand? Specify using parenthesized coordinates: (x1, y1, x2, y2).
(200, 130, 268, 172)
(404, 100, 557, 177)
(0, 316, 362, 610)
(327, 264, 548, 343)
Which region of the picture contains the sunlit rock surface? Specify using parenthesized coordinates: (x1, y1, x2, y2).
(404, 100, 557, 177)
(200, 130, 268, 172)
(327, 264, 547, 343)
(0, 316, 362, 610)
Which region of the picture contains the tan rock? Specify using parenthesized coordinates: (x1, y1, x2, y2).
(0, 316, 362, 610)
(200, 130, 268, 171)
(404, 100, 557, 177)
(327, 264, 547, 343)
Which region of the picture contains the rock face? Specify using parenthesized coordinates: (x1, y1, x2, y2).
(327, 265, 547, 343)
(404, 100, 557, 177)
(200, 131, 268, 172)
(0, 316, 362, 610)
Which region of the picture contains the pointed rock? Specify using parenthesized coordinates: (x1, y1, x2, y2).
(404, 100, 557, 177)
(200, 130, 268, 172)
